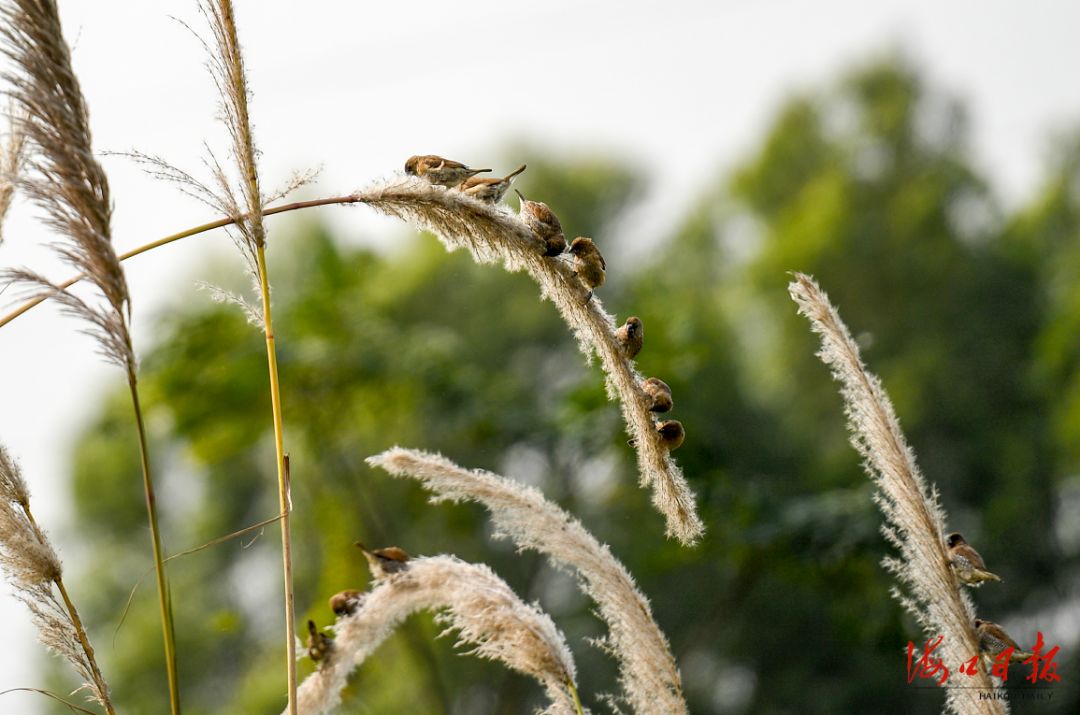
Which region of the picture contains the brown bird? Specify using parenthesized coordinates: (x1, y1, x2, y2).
(614, 316, 643, 359)
(306, 619, 334, 664)
(460, 164, 527, 203)
(642, 377, 673, 413)
(329, 589, 365, 617)
(946, 533, 1001, 586)
(975, 619, 1033, 663)
(629, 419, 685, 451)
(568, 237, 606, 294)
(656, 420, 685, 451)
(515, 189, 566, 256)
(404, 155, 490, 187)
(356, 542, 411, 579)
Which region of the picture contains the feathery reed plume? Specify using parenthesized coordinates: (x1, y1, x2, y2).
(196, 0, 266, 275)
(198, 1, 298, 708)
(368, 447, 686, 714)
(0, 0, 131, 368)
(0, 103, 25, 243)
(0, 1, 181, 710)
(353, 177, 703, 544)
(291, 555, 580, 715)
(788, 273, 1005, 715)
(0, 443, 115, 713)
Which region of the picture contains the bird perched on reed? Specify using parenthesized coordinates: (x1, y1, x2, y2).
(569, 237, 606, 295)
(306, 620, 334, 664)
(405, 155, 490, 187)
(615, 316, 643, 359)
(460, 164, 527, 203)
(642, 377, 673, 413)
(629, 419, 684, 451)
(515, 189, 566, 256)
(356, 542, 412, 579)
(975, 619, 1033, 663)
(656, 420, 685, 451)
(329, 589, 365, 617)
(946, 533, 1001, 586)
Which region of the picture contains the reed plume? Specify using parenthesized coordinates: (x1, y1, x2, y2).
(0, 0, 180, 710)
(368, 446, 686, 714)
(352, 177, 704, 545)
(788, 273, 1005, 715)
(0, 443, 115, 713)
(0, 0, 131, 369)
(291, 555, 581, 715)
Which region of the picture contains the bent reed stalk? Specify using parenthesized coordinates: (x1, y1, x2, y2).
(788, 273, 1005, 715)
(1, 177, 706, 545)
(0, 194, 358, 330)
(355, 178, 704, 545)
(290, 555, 580, 715)
(368, 446, 686, 715)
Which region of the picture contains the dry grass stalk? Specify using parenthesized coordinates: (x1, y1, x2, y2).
(197, 1, 298, 709)
(788, 273, 1005, 715)
(0, 444, 114, 713)
(290, 555, 580, 715)
(353, 177, 703, 545)
(368, 447, 686, 714)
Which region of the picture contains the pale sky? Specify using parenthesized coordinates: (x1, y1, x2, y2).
(1, 1, 1079, 711)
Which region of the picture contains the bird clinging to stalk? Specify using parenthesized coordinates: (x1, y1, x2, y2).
(615, 316, 643, 359)
(628, 419, 685, 451)
(656, 420, 685, 451)
(975, 619, 1033, 663)
(642, 377, 673, 413)
(515, 188, 566, 256)
(460, 163, 527, 203)
(946, 533, 1001, 586)
(568, 237, 606, 296)
(356, 542, 412, 579)
(405, 155, 490, 187)
(306, 620, 334, 664)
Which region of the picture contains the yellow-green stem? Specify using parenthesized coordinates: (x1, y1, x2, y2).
(567, 680, 585, 715)
(256, 243, 297, 713)
(127, 371, 181, 714)
(0, 194, 360, 331)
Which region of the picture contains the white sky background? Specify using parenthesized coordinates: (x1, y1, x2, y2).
(0, 0, 1078, 711)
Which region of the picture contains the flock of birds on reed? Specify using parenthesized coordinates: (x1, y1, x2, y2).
(302, 154, 695, 666)
(405, 154, 685, 453)
(944, 532, 1035, 665)
(298, 156, 1037, 683)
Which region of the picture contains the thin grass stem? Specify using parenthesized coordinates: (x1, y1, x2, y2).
(126, 371, 180, 714)
(0, 194, 360, 331)
(0, 687, 100, 715)
(256, 243, 297, 713)
(566, 680, 585, 715)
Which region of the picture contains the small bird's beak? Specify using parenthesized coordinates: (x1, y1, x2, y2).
(514, 188, 526, 201)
